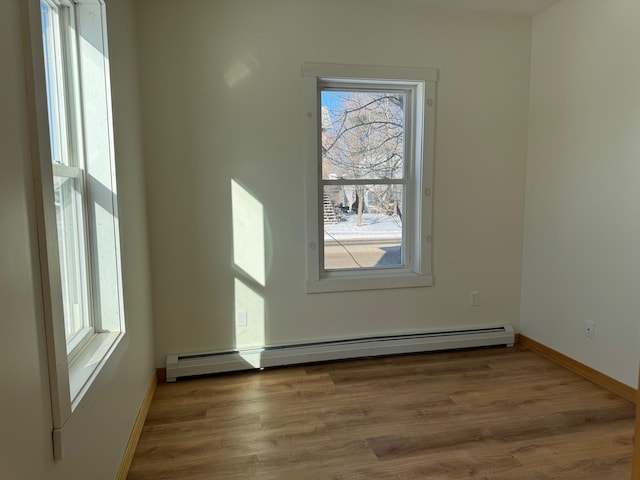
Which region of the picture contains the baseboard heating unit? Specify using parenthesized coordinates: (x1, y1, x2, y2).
(166, 324, 514, 382)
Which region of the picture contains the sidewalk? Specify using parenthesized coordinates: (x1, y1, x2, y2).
(323, 212, 402, 245)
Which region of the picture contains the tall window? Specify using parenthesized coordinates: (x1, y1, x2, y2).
(32, 0, 124, 456)
(41, 0, 93, 359)
(303, 64, 437, 293)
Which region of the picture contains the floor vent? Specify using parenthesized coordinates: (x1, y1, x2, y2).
(166, 324, 514, 382)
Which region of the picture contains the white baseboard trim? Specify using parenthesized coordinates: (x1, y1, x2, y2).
(167, 324, 514, 382)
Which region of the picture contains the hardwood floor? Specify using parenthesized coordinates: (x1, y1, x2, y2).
(127, 346, 634, 479)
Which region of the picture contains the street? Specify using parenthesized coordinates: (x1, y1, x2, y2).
(324, 243, 401, 269)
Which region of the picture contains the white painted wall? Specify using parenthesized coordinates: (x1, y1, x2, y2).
(0, 0, 154, 478)
(135, 0, 532, 365)
(521, 0, 640, 387)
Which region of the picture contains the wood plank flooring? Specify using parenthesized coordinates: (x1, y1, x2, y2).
(127, 346, 634, 479)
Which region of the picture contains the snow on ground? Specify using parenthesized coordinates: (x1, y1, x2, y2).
(324, 212, 401, 242)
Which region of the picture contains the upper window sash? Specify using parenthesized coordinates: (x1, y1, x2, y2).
(42, 0, 84, 168)
(319, 83, 413, 184)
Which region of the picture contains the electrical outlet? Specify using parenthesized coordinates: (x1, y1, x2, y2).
(585, 320, 595, 338)
(236, 310, 248, 327)
(469, 291, 479, 307)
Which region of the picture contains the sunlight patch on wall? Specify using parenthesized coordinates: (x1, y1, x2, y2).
(224, 53, 260, 89)
(231, 179, 267, 366)
(231, 179, 265, 286)
(234, 278, 265, 367)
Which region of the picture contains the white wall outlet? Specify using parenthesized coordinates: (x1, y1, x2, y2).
(236, 310, 248, 327)
(585, 320, 595, 338)
(469, 291, 479, 306)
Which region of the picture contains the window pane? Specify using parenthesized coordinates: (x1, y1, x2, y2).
(321, 90, 405, 180)
(323, 184, 403, 270)
(54, 175, 91, 348)
(41, 0, 69, 166)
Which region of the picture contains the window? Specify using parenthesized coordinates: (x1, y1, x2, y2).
(303, 64, 437, 293)
(30, 0, 124, 458)
(41, 0, 93, 360)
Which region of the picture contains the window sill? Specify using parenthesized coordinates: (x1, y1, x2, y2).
(306, 272, 433, 293)
(68, 331, 123, 410)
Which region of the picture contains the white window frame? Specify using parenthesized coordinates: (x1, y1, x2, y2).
(303, 63, 437, 293)
(41, 0, 95, 362)
(27, 0, 125, 460)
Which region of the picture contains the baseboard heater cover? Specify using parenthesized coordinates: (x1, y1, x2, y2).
(166, 324, 514, 382)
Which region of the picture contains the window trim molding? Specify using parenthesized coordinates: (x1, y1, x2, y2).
(25, 0, 124, 460)
(302, 62, 438, 83)
(302, 63, 437, 293)
(27, 0, 72, 441)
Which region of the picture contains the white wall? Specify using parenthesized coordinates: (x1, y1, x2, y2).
(521, 0, 640, 387)
(0, 0, 155, 478)
(136, 0, 532, 365)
